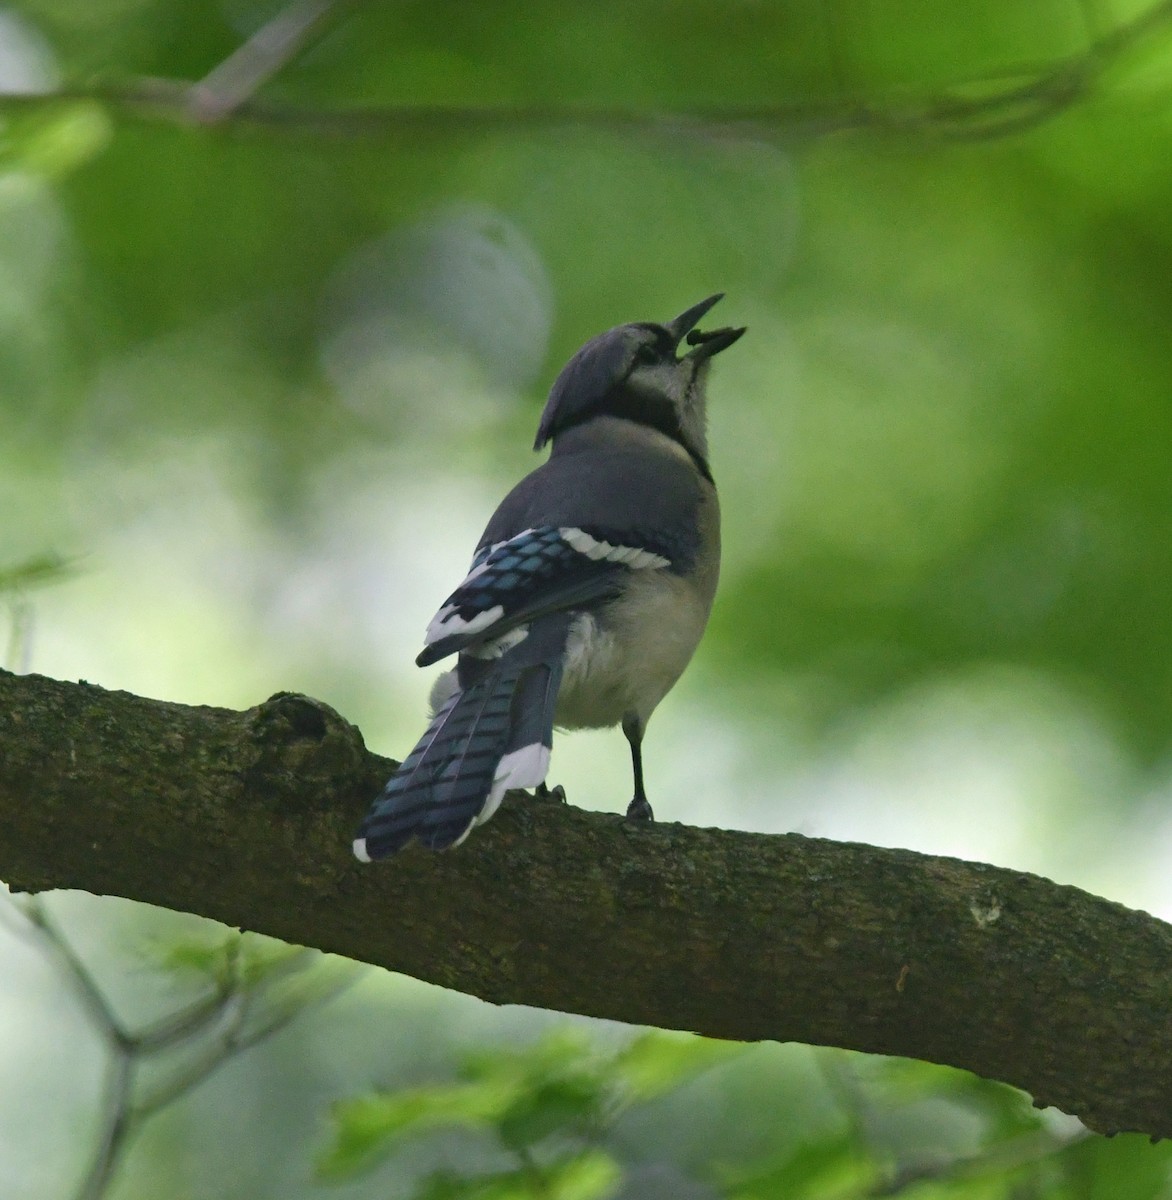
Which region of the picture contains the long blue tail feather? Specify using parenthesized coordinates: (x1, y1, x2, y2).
(357, 669, 517, 856)
(355, 613, 572, 859)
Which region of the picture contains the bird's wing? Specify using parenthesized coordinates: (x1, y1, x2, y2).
(416, 524, 673, 667)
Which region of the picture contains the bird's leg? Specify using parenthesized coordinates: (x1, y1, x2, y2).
(622, 714, 654, 821)
(536, 781, 566, 804)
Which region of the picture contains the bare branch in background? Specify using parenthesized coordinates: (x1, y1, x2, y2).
(4, 599, 33, 674)
(1, 553, 79, 673)
(187, 0, 354, 123)
(2, 892, 361, 1200)
(1, 0, 1171, 142)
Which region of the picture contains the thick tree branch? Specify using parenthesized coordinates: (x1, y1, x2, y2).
(1, 667, 1170, 1140)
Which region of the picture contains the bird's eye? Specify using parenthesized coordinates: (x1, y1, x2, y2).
(635, 343, 659, 365)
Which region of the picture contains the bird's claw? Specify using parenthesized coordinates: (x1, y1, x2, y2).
(536, 782, 567, 805)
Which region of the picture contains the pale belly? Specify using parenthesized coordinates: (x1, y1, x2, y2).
(554, 571, 712, 731)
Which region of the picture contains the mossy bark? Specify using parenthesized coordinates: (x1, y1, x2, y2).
(1, 667, 1170, 1138)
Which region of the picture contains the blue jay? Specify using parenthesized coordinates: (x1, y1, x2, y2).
(354, 294, 744, 860)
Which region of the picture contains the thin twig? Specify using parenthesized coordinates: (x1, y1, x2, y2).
(0, 0, 1169, 142)
(187, 0, 353, 123)
(132, 989, 252, 1119)
(815, 1051, 878, 1154)
(129, 984, 235, 1053)
(0, 890, 34, 939)
(4, 600, 33, 673)
(12, 898, 139, 1200)
(23, 897, 132, 1047)
(133, 968, 360, 1117)
(0, 897, 360, 1200)
(75, 1053, 135, 1200)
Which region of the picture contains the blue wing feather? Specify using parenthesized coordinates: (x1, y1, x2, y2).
(416, 524, 671, 668)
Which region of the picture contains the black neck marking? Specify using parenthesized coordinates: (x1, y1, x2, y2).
(553, 385, 713, 483)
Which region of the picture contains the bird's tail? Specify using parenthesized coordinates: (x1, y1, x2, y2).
(355, 619, 569, 859)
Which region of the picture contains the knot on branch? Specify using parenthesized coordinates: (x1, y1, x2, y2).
(243, 692, 376, 813)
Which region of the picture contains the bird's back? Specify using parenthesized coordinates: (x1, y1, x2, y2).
(481, 416, 719, 583)
(480, 416, 721, 733)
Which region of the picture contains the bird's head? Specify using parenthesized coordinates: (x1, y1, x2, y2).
(534, 294, 745, 473)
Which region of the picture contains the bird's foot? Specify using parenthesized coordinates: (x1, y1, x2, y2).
(536, 781, 567, 805)
(626, 795, 654, 822)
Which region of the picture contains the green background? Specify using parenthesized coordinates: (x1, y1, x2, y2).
(2, 1, 1172, 1196)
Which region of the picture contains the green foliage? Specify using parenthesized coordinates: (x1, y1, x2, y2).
(412, 1151, 620, 1200)
(147, 927, 239, 977)
(4, 3, 1172, 768)
(612, 1028, 744, 1102)
(862, 1058, 1045, 1142)
(319, 1029, 740, 1188)
(712, 1134, 874, 1200)
(318, 1032, 1172, 1200)
(144, 924, 331, 990)
(320, 1080, 514, 1179)
(5, 3, 1172, 1198)
(0, 101, 112, 180)
(1056, 1135, 1172, 1200)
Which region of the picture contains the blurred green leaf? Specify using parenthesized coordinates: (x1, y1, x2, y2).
(146, 929, 238, 980)
(414, 1151, 621, 1200)
(1, 102, 113, 179)
(319, 1028, 735, 1181)
(614, 1032, 742, 1102)
(539, 1150, 623, 1200)
(0, 552, 77, 595)
(414, 1170, 520, 1200)
(874, 1060, 1046, 1143)
(1057, 1134, 1172, 1200)
(235, 936, 314, 987)
(318, 1079, 515, 1180)
(415, 1152, 623, 1200)
(143, 926, 314, 986)
(711, 1133, 872, 1200)
(463, 1030, 609, 1151)
(497, 1073, 606, 1151)
(461, 1027, 596, 1084)
(948, 1075, 1049, 1144)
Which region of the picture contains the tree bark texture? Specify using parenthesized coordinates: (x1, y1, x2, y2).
(1, 667, 1169, 1139)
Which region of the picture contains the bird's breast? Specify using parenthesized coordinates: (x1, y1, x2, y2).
(554, 570, 714, 731)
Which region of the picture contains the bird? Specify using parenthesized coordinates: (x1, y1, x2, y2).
(354, 294, 745, 860)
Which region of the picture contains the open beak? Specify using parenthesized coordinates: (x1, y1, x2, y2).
(666, 293, 747, 360)
(685, 323, 746, 360)
(667, 293, 725, 342)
